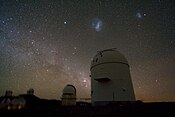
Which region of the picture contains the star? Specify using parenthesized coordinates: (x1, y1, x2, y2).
(64, 21, 67, 25)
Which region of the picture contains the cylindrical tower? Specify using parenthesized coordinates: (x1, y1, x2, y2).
(61, 84, 76, 106)
(90, 48, 135, 106)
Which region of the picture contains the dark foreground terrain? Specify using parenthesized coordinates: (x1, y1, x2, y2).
(0, 102, 175, 117)
(0, 95, 175, 117)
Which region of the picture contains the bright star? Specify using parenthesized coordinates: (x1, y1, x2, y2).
(64, 21, 67, 25)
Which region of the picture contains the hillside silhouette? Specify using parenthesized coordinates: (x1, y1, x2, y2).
(0, 94, 175, 117)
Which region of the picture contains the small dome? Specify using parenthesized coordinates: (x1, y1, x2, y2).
(5, 90, 13, 97)
(91, 48, 128, 69)
(27, 88, 34, 95)
(28, 88, 34, 92)
(63, 84, 76, 95)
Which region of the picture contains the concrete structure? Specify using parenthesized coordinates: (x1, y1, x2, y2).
(61, 84, 76, 106)
(27, 88, 34, 95)
(11, 97, 26, 110)
(90, 48, 135, 106)
(0, 97, 11, 110)
(0, 96, 26, 110)
(1, 90, 13, 110)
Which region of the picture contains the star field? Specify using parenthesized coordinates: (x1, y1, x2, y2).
(0, 0, 175, 102)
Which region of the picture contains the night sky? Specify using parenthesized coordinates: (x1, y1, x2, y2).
(0, 0, 175, 102)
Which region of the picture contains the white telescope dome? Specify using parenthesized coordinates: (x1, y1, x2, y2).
(90, 48, 135, 106)
(62, 84, 76, 106)
(63, 84, 76, 95)
(91, 48, 128, 69)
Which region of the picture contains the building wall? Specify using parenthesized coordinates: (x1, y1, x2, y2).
(91, 62, 135, 105)
(62, 95, 76, 106)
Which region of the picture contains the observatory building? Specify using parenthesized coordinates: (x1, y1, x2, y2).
(61, 84, 76, 106)
(11, 97, 26, 110)
(27, 88, 34, 95)
(90, 48, 135, 106)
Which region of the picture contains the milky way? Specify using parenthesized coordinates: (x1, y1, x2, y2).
(0, 0, 175, 101)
